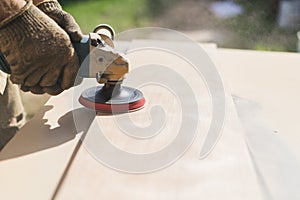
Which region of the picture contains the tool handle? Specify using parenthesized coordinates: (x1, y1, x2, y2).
(93, 24, 115, 40)
(0, 35, 90, 75)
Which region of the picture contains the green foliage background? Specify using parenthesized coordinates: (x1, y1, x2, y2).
(60, 0, 297, 52)
(61, 0, 150, 33)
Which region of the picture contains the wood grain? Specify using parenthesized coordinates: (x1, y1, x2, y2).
(54, 41, 263, 200)
(0, 89, 89, 200)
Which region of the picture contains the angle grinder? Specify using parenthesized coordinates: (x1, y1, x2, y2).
(0, 24, 145, 113)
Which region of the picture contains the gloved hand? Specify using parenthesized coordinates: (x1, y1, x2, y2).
(0, 1, 79, 95)
(22, 0, 83, 94)
(35, 0, 83, 42)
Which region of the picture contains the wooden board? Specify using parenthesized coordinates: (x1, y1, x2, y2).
(2, 43, 300, 199)
(0, 42, 221, 200)
(0, 89, 84, 200)
(54, 41, 263, 199)
(216, 49, 300, 200)
(216, 49, 300, 159)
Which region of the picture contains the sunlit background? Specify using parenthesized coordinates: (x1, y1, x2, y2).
(62, 0, 300, 52)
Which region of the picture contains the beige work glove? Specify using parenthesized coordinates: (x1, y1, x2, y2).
(22, 0, 83, 94)
(36, 0, 83, 42)
(0, 1, 79, 95)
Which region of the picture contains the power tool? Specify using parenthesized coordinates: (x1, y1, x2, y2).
(0, 24, 145, 113)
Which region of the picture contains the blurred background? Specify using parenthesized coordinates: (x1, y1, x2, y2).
(22, 0, 300, 119)
(61, 0, 300, 51)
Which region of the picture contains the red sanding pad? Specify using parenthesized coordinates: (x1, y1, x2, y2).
(79, 85, 145, 113)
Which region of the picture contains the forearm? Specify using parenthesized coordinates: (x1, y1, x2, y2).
(0, 0, 26, 22)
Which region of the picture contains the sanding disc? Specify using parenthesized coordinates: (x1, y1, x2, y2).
(79, 85, 145, 113)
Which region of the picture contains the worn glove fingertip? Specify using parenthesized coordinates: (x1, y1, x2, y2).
(24, 68, 48, 87)
(43, 84, 63, 95)
(39, 68, 61, 87)
(26, 85, 45, 95)
(68, 30, 83, 42)
(61, 57, 79, 90)
(20, 85, 30, 92)
(10, 75, 24, 85)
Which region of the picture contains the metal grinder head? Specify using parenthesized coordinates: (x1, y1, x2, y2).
(78, 24, 145, 113)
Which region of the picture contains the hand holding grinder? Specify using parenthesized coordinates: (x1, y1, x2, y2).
(0, 23, 145, 112)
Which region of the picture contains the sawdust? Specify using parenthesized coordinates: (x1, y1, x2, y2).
(150, 0, 232, 44)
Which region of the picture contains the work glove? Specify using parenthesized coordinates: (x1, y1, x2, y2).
(22, 0, 84, 94)
(0, 1, 79, 95)
(36, 0, 83, 42)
